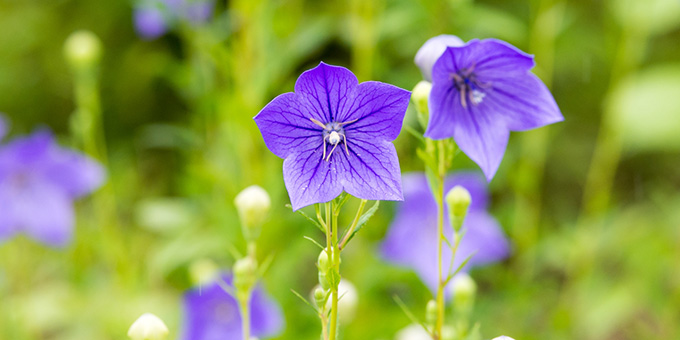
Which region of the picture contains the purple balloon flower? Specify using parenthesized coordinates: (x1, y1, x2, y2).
(133, 0, 215, 40)
(381, 172, 510, 294)
(0, 129, 105, 247)
(254, 62, 411, 210)
(180, 273, 284, 340)
(134, 6, 169, 40)
(416, 35, 564, 180)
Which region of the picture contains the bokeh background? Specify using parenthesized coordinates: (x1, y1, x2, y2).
(1, 0, 680, 339)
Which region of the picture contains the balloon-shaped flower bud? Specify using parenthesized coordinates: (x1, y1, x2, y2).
(492, 337, 515, 340)
(445, 185, 472, 232)
(414, 34, 464, 82)
(412, 81, 433, 114)
(396, 324, 455, 340)
(127, 313, 169, 340)
(313, 286, 327, 310)
(425, 299, 437, 326)
(451, 273, 477, 315)
(234, 185, 271, 236)
(333, 279, 358, 324)
(317, 249, 332, 290)
(63, 30, 102, 70)
(233, 257, 258, 298)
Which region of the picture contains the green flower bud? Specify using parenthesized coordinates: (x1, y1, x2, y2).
(451, 273, 477, 315)
(63, 30, 102, 70)
(317, 249, 332, 290)
(425, 299, 437, 326)
(234, 185, 271, 235)
(127, 313, 169, 340)
(445, 185, 471, 231)
(313, 287, 327, 310)
(233, 257, 258, 296)
(412, 80, 432, 114)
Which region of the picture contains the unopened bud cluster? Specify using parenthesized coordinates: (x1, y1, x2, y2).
(233, 256, 258, 300)
(64, 30, 102, 70)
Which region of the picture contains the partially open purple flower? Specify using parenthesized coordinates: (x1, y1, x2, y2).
(180, 273, 284, 340)
(254, 62, 410, 210)
(381, 172, 510, 294)
(416, 35, 563, 180)
(0, 129, 105, 247)
(133, 0, 215, 40)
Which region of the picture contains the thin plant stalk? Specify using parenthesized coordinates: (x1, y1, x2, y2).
(328, 200, 341, 340)
(434, 140, 448, 339)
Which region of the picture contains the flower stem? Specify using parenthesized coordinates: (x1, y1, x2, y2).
(328, 200, 341, 340)
(239, 296, 251, 340)
(435, 140, 447, 340)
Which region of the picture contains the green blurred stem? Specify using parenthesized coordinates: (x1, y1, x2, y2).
(435, 140, 447, 340)
(582, 23, 649, 218)
(238, 294, 251, 340)
(512, 0, 563, 263)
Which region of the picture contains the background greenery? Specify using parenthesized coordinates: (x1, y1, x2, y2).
(1, 0, 679, 339)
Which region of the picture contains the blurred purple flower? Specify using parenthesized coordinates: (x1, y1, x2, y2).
(134, 6, 169, 40)
(180, 273, 284, 340)
(133, 0, 215, 39)
(254, 62, 410, 210)
(381, 172, 510, 294)
(0, 129, 105, 247)
(0, 114, 7, 140)
(416, 35, 563, 180)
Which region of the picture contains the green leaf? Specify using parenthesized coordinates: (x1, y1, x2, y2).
(303, 236, 325, 250)
(393, 295, 432, 336)
(334, 192, 351, 215)
(342, 201, 380, 246)
(290, 289, 318, 312)
(287, 204, 325, 232)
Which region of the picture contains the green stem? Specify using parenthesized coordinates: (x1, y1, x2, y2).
(329, 200, 341, 340)
(435, 140, 446, 340)
(239, 296, 251, 340)
(339, 199, 367, 250)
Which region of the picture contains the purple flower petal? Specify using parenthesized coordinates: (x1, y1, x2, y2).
(254, 93, 320, 159)
(180, 274, 284, 340)
(293, 62, 359, 123)
(182, 0, 214, 24)
(282, 146, 343, 211)
(134, 6, 168, 40)
(414, 34, 465, 82)
(339, 81, 411, 141)
(255, 62, 410, 210)
(423, 38, 563, 180)
(381, 173, 510, 295)
(0, 129, 104, 247)
(338, 138, 403, 202)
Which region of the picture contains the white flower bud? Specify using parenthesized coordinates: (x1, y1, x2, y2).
(411, 80, 432, 115)
(63, 30, 102, 70)
(445, 185, 472, 218)
(233, 257, 258, 296)
(414, 35, 465, 81)
(492, 336, 515, 340)
(333, 279, 358, 324)
(395, 324, 455, 340)
(127, 313, 169, 340)
(234, 185, 271, 231)
(425, 299, 437, 326)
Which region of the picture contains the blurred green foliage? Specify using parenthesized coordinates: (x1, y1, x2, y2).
(1, 0, 679, 339)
